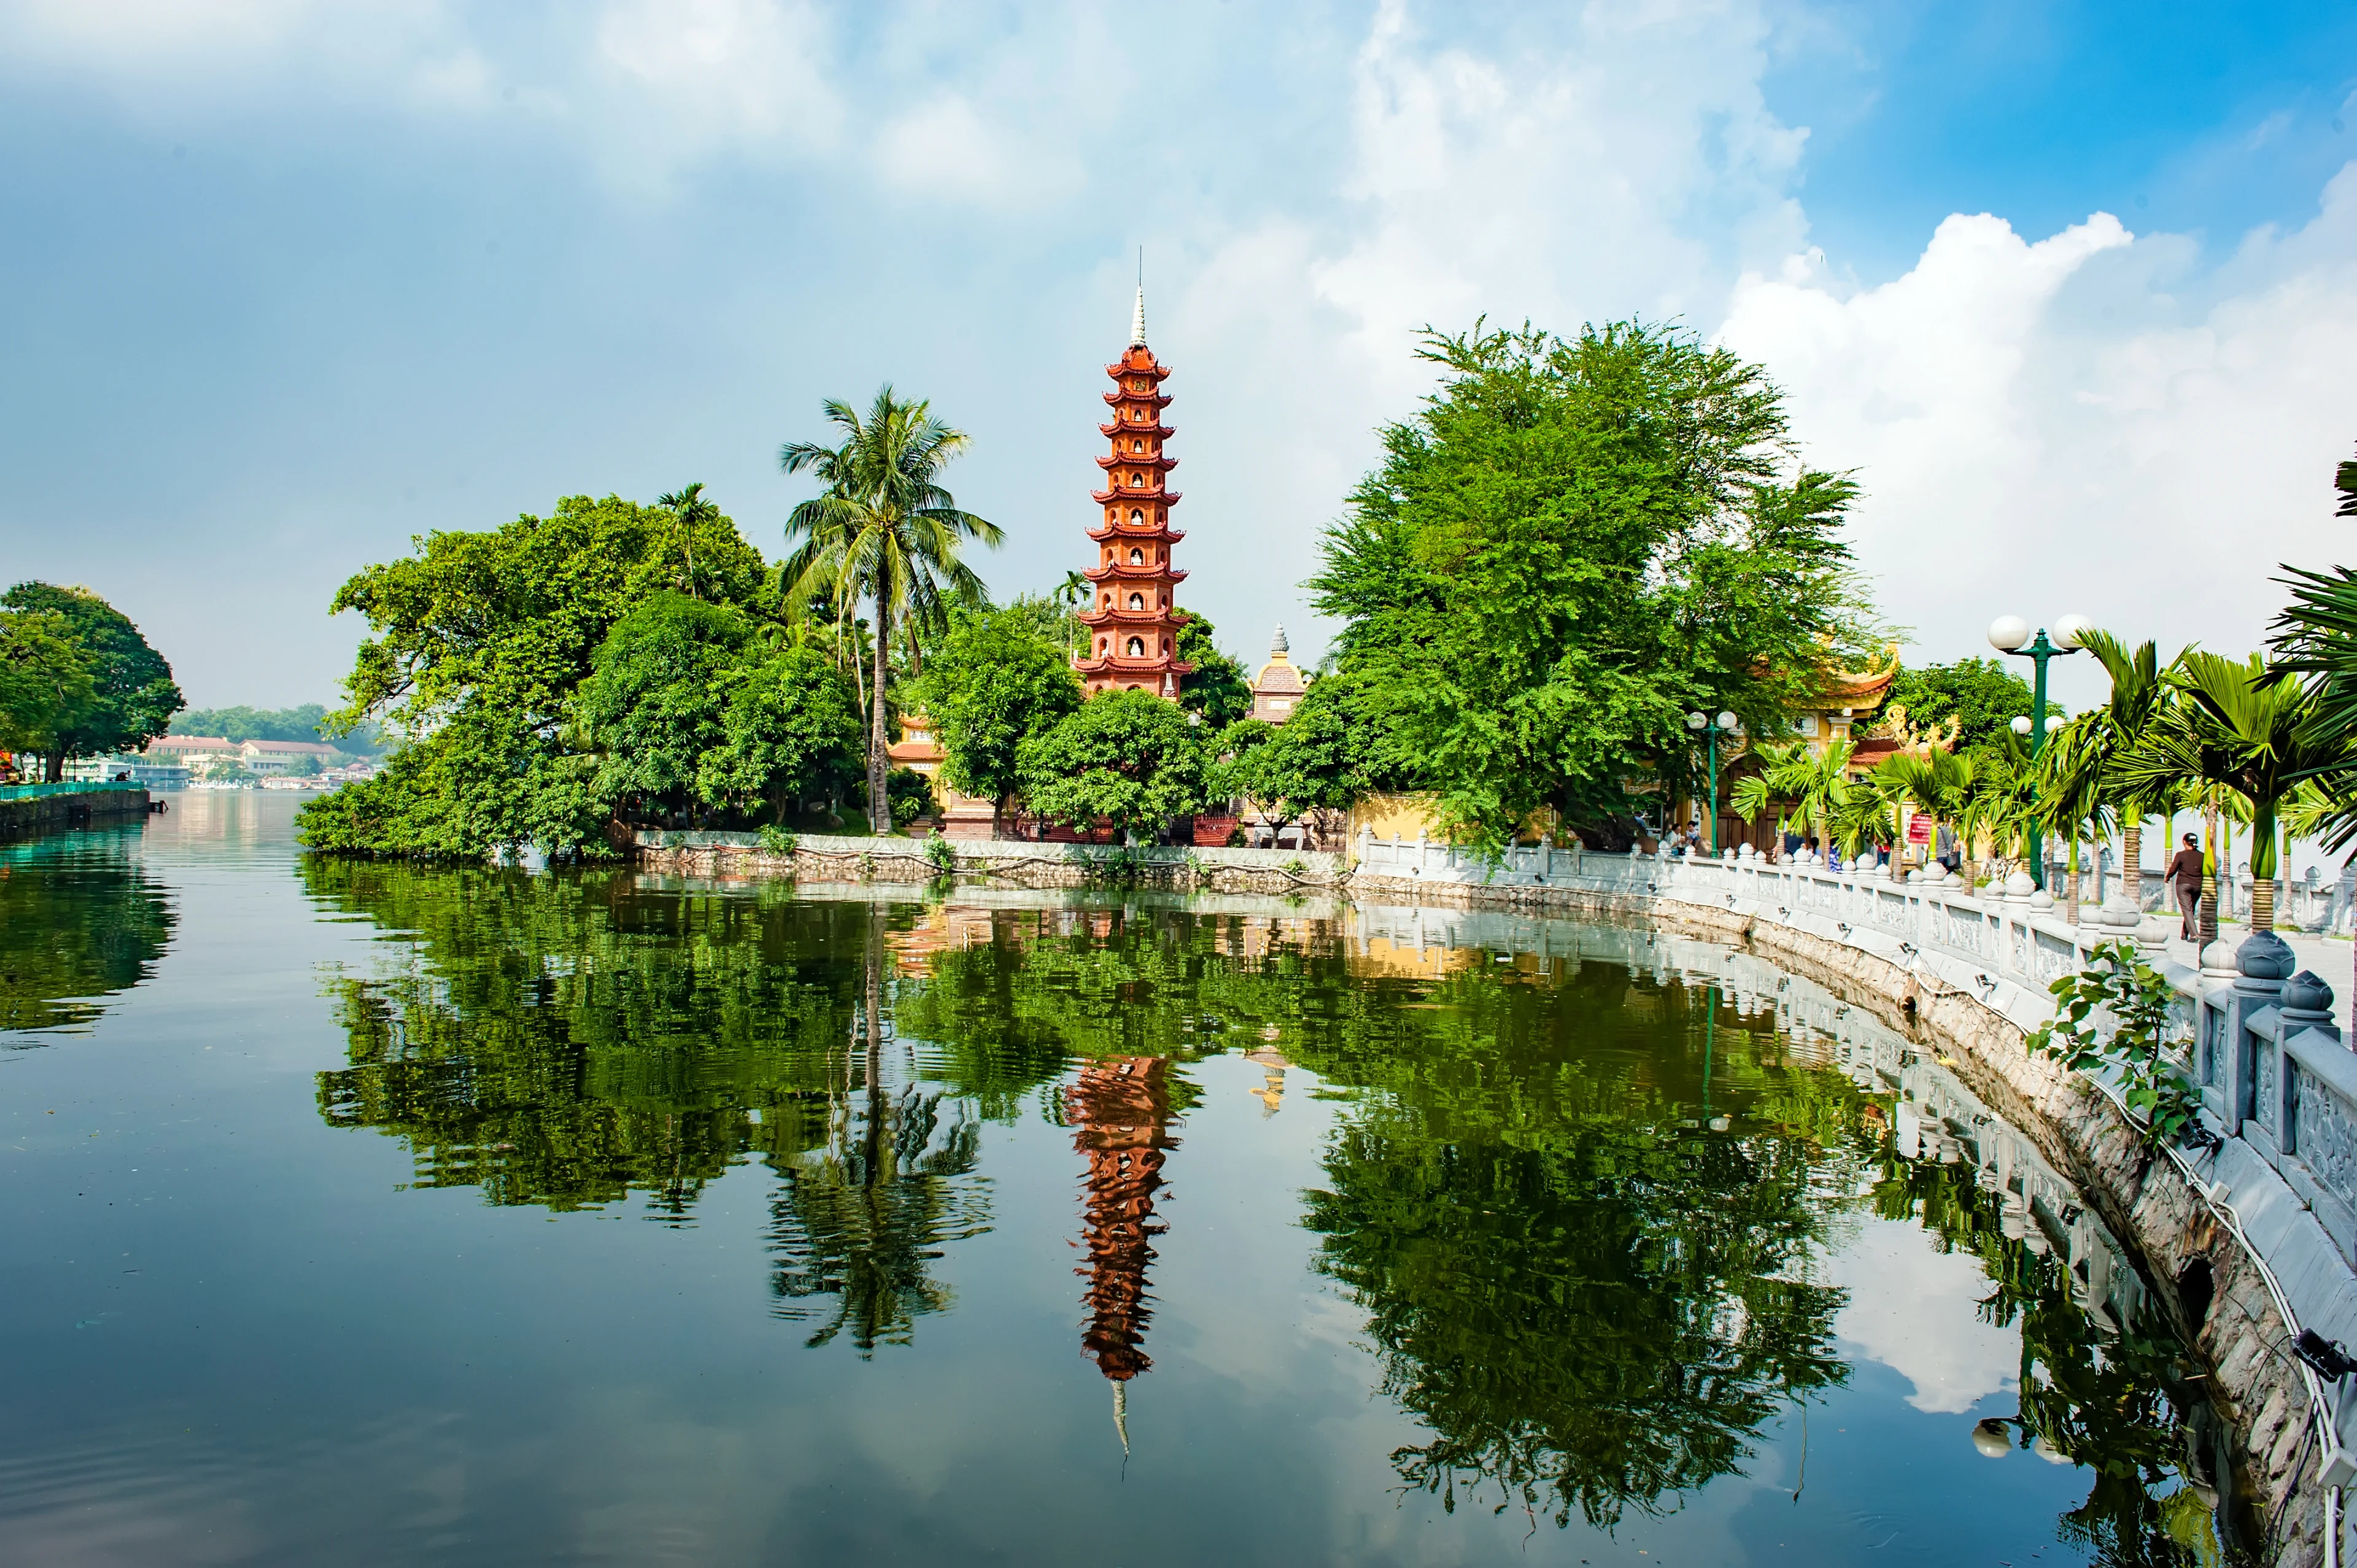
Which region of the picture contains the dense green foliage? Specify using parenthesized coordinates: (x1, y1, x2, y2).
(1309, 321, 1881, 849)
(1885, 657, 2053, 757)
(912, 604, 1083, 805)
(1174, 612, 1253, 727)
(0, 603, 94, 762)
(296, 493, 792, 861)
(2031, 941, 2203, 1149)
(1210, 676, 1378, 826)
(0, 582, 181, 778)
(1016, 688, 1207, 840)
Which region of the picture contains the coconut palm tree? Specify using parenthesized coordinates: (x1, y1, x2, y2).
(781, 388, 1002, 832)
(2030, 717, 2116, 924)
(2117, 652, 2355, 935)
(655, 482, 721, 601)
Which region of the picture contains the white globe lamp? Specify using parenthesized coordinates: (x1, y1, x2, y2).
(1986, 615, 2030, 652)
(2052, 614, 2095, 650)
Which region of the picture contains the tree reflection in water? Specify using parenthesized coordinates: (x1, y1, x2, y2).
(1, 828, 174, 1035)
(300, 870, 2235, 1559)
(1874, 1153, 2250, 1566)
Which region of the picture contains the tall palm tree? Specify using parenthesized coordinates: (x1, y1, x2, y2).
(781, 388, 1002, 832)
(2118, 652, 2355, 935)
(654, 482, 721, 601)
(2074, 630, 2172, 909)
(2030, 717, 2116, 924)
(1729, 740, 1854, 856)
(1871, 746, 1973, 864)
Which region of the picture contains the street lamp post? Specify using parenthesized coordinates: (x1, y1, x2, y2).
(1684, 710, 1740, 855)
(1987, 614, 2091, 889)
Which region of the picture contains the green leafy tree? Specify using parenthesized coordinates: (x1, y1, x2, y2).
(1309, 320, 1883, 851)
(911, 605, 1083, 810)
(1016, 689, 1207, 842)
(0, 604, 95, 765)
(0, 583, 182, 781)
(1885, 658, 2053, 757)
(695, 646, 864, 824)
(173, 703, 384, 754)
(300, 493, 767, 861)
(781, 387, 1002, 834)
(571, 593, 751, 818)
(887, 766, 937, 828)
(1217, 679, 1371, 836)
(1173, 612, 1253, 728)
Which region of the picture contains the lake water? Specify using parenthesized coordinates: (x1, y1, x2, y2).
(1, 793, 2250, 1566)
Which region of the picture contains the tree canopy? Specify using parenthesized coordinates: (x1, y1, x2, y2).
(1308, 320, 1883, 849)
(1884, 657, 2053, 757)
(913, 604, 1084, 806)
(0, 582, 182, 776)
(1017, 688, 1207, 841)
(297, 493, 783, 861)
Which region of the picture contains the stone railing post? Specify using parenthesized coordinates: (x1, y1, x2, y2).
(2223, 932, 2294, 1135)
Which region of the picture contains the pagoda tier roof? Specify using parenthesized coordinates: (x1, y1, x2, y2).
(1102, 390, 1172, 409)
(1815, 644, 1901, 706)
(1100, 421, 1174, 439)
(1096, 454, 1178, 473)
(1077, 610, 1187, 630)
(1074, 656, 1198, 677)
(1091, 486, 1180, 505)
(1082, 562, 1189, 582)
(1104, 358, 1170, 379)
(1086, 521, 1185, 542)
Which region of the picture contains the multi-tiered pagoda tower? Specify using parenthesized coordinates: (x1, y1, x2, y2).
(1075, 287, 1194, 697)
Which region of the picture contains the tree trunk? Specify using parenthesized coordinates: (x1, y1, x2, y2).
(2121, 819, 2142, 908)
(2200, 805, 2220, 951)
(44, 752, 63, 784)
(869, 585, 891, 833)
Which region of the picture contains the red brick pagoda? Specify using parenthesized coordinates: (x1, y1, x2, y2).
(1075, 287, 1194, 697)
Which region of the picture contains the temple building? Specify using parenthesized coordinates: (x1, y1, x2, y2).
(1249, 625, 1304, 724)
(1074, 288, 1194, 698)
(1067, 1054, 1177, 1386)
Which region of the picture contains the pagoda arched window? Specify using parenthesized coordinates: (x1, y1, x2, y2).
(1128, 509, 1142, 525)
(1156, 508, 1166, 522)
(1126, 636, 1145, 657)
(1128, 547, 1144, 565)
(1127, 592, 1145, 611)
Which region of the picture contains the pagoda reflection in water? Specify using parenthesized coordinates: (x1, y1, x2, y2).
(1067, 1056, 1180, 1446)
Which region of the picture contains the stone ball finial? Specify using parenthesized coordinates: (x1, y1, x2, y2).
(2005, 870, 2036, 899)
(2285, 969, 2336, 1016)
(2200, 938, 2240, 975)
(2029, 889, 2055, 912)
(2235, 930, 2296, 981)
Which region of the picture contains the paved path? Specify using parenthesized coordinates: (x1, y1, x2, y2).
(2155, 922, 2355, 992)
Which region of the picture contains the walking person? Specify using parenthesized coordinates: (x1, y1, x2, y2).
(2168, 832, 2205, 942)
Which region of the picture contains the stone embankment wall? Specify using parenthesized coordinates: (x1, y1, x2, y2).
(1357, 851, 2351, 1567)
(0, 785, 150, 837)
(630, 829, 1346, 897)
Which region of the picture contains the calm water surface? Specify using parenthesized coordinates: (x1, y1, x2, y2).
(1, 795, 2247, 1566)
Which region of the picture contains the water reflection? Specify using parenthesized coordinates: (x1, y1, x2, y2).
(297, 867, 2243, 1561)
(0, 827, 173, 1035)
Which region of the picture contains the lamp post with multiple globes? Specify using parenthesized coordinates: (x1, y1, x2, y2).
(1987, 614, 2092, 889)
(1684, 709, 1740, 856)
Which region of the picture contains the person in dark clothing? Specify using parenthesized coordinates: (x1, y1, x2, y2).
(2167, 832, 2205, 941)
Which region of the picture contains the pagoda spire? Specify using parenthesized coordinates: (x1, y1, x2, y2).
(1130, 285, 1146, 347)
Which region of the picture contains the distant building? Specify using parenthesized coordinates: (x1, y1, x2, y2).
(145, 735, 238, 768)
(1249, 624, 1304, 724)
(238, 740, 338, 776)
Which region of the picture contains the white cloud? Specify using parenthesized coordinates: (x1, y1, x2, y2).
(1822, 1216, 2019, 1414)
(1722, 171, 2357, 706)
(590, 0, 840, 169)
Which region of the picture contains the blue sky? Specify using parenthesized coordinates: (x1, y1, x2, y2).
(1, 1, 2353, 713)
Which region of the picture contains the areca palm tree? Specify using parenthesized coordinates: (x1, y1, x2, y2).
(781, 388, 1002, 831)
(1871, 746, 1973, 867)
(655, 482, 721, 601)
(2118, 652, 2355, 934)
(1729, 740, 1853, 856)
(2075, 630, 2172, 908)
(2030, 717, 2116, 923)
